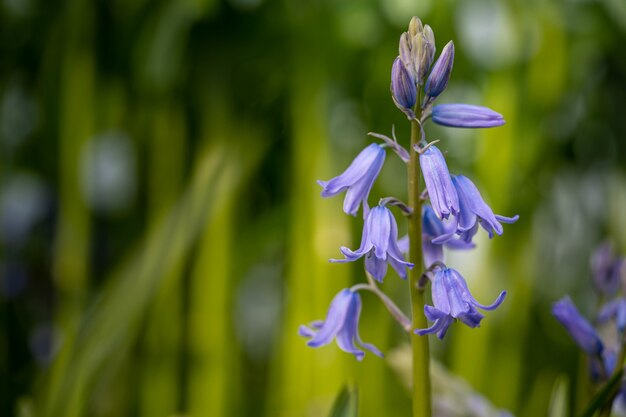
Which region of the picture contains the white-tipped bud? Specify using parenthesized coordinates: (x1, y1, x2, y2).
(408, 16, 423, 37)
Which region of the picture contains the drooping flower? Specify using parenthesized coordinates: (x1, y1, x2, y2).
(552, 296, 604, 356)
(419, 145, 459, 220)
(591, 242, 625, 295)
(424, 41, 454, 101)
(432, 104, 505, 128)
(416, 267, 506, 339)
(299, 288, 383, 361)
(452, 175, 519, 239)
(332, 204, 413, 282)
(391, 57, 417, 119)
(318, 143, 385, 217)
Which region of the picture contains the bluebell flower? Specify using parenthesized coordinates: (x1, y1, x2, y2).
(299, 288, 383, 361)
(432, 104, 505, 128)
(452, 175, 519, 239)
(419, 145, 459, 220)
(552, 296, 604, 356)
(391, 57, 417, 119)
(598, 298, 626, 334)
(591, 242, 625, 295)
(332, 204, 414, 282)
(318, 143, 386, 217)
(416, 267, 506, 339)
(424, 41, 454, 100)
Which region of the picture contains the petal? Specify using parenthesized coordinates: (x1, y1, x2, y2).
(319, 144, 384, 197)
(298, 325, 317, 338)
(471, 290, 506, 311)
(440, 268, 471, 317)
(457, 306, 485, 328)
(368, 206, 391, 259)
(335, 292, 367, 360)
(342, 148, 386, 216)
(388, 254, 413, 279)
(431, 104, 505, 128)
(453, 175, 501, 235)
(307, 289, 353, 348)
(420, 145, 459, 219)
(365, 252, 388, 282)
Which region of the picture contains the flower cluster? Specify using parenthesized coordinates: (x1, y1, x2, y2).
(301, 16, 517, 360)
(553, 243, 626, 385)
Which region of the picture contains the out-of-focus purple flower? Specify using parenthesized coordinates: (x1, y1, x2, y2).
(318, 143, 385, 217)
(552, 296, 604, 356)
(424, 41, 454, 100)
(432, 104, 505, 128)
(420, 145, 459, 220)
(391, 57, 417, 119)
(452, 175, 518, 239)
(416, 267, 506, 339)
(598, 298, 626, 334)
(299, 289, 383, 361)
(422, 205, 474, 267)
(591, 242, 625, 295)
(332, 204, 413, 282)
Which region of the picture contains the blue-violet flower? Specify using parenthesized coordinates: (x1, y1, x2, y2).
(432, 104, 505, 128)
(419, 145, 459, 220)
(416, 267, 506, 339)
(318, 143, 385, 217)
(332, 204, 413, 282)
(299, 288, 383, 361)
(552, 296, 604, 356)
(452, 175, 519, 239)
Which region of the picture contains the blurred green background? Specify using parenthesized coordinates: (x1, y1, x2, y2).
(2, 0, 626, 416)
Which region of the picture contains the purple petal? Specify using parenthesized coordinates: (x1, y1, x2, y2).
(307, 289, 353, 347)
(318, 144, 385, 216)
(368, 206, 391, 260)
(432, 103, 505, 128)
(420, 145, 459, 219)
(365, 252, 388, 282)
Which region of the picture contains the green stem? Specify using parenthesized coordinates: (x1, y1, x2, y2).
(408, 117, 431, 417)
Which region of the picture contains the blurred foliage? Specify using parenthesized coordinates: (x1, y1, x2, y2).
(1, 0, 626, 416)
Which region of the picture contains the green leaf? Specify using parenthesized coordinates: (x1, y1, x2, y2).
(548, 375, 569, 417)
(579, 368, 624, 417)
(329, 385, 358, 417)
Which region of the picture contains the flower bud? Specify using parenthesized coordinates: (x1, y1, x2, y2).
(425, 41, 455, 99)
(408, 16, 423, 37)
(432, 104, 505, 128)
(391, 57, 417, 119)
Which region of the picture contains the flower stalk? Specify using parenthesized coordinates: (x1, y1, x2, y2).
(408, 116, 431, 417)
